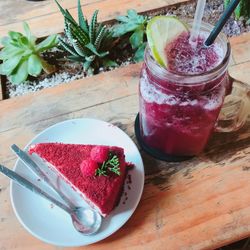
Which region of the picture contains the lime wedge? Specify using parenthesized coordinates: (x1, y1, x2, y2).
(146, 16, 188, 67)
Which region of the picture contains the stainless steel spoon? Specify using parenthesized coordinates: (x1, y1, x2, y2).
(0, 164, 102, 235)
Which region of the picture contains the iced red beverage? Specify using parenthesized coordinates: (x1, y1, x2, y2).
(139, 23, 231, 157)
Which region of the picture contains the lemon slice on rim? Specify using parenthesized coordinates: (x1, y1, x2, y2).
(146, 16, 188, 67)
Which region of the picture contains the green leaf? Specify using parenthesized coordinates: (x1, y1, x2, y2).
(234, 2, 242, 19)
(8, 31, 23, 40)
(54, 0, 75, 23)
(1, 37, 11, 46)
(27, 54, 42, 76)
(116, 15, 130, 23)
(0, 55, 22, 76)
(66, 24, 90, 56)
(58, 37, 79, 56)
(112, 22, 139, 37)
(113, 9, 146, 39)
(0, 46, 23, 60)
(85, 43, 99, 54)
(9, 60, 28, 84)
(19, 36, 29, 48)
(73, 40, 89, 57)
(133, 42, 146, 62)
(127, 9, 145, 24)
(94, 25, 106, 50)
(36, 34, 58, 52)
(9, 39, 23, 48)
(23, 22, 31, 41)
(85, 55, 95, 62)
(102, 59, 118, 67)
(224, 0, 230, 7)
(65, 9, 77, 24)
(67, 55, 84, 62)
(89, 10, 98, 44)
(129, 28, 144, 49)
(65, 20, 89, 47)
(78, 0, 89, 33)
(95, 23, 104, 37)
(127, 9, 138, 19)
(83, 60, 92, 71)
(101, 30, 115, 50)
(95, 153, 120, 176)
(23, 22, 36, 45)
(85, 43, 109, 57)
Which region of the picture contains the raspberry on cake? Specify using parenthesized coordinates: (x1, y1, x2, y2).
(29, 143, 131, 217)
(80, 159, 99, 177)
(90, 146, 109, 163)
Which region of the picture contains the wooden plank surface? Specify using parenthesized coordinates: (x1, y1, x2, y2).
(0, 0, 96, 26)
(0, 0, 189, 38)
(0, 32, 250, 250)
(230, 32, 250, 65)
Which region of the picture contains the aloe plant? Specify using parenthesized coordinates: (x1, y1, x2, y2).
(0, 22, 58, 85)
(224, 0, 250, 19)
(112, 9, 148, 62)
(56, 0, 117, 74)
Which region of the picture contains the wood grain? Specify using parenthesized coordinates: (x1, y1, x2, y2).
(0, 3, 250, 249)
(0, 0, 96, 26)
(230, 32, 250, 65)
(0, 0, 189, 38)
(0, 79, 250, 250)
(229, 61, 250, 84)
(1, 51, 250, 250)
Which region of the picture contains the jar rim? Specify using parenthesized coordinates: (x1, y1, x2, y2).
(144, 20, 231, 86)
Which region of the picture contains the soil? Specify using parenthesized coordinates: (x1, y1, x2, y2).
(3, 0, 250, 98)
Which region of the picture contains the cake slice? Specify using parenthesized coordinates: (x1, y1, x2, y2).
(29, 143, 131, 217)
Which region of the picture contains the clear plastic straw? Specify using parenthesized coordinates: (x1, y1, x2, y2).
(189, 0, 207, 48)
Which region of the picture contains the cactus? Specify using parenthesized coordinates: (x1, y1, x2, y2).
(55, 0, 117, 74)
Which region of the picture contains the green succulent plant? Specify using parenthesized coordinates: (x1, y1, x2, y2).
(112, 9, 148, 62)
(0, 22, 58, 85)
(224, 0, 250, 20)
(56, 0, 117, 74)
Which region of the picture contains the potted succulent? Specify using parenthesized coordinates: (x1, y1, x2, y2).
(0, 23, 58, 85)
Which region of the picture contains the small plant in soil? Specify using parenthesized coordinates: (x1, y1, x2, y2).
(0, 22, 58, 85)
(56, 0, 117, 75)
(224, 0, 250, 20)
(112, 9, 148, 62)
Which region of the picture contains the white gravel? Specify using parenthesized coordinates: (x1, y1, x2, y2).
(8, 71, 84, 98)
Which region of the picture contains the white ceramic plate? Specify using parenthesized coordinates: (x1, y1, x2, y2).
(10, 118, 144, 247)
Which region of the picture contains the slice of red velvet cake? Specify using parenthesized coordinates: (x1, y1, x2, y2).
(29, 143, 131, 217)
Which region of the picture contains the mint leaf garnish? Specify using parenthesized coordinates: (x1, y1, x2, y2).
(95, 153, 120, 176)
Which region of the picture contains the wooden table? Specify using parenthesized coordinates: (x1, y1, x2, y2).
(1, 1, 250, 250)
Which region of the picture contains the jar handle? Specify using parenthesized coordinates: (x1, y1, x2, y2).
(215, 76, 250, 132)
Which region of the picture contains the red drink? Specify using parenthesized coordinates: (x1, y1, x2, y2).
(139, 23, 231, 157)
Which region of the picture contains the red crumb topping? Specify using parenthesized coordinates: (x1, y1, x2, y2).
(29, 143, 128, 216)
